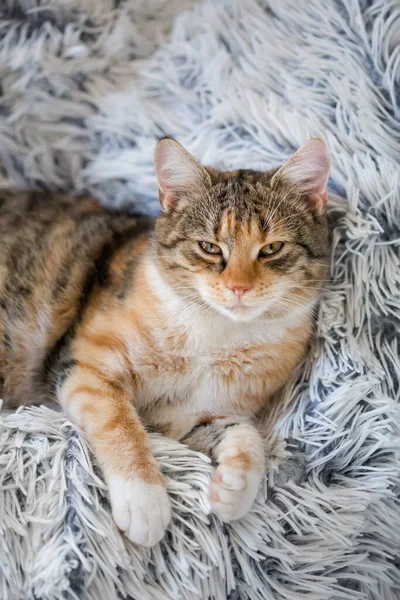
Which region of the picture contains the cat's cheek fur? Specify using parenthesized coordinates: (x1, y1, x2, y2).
(109, 476, 171, 547)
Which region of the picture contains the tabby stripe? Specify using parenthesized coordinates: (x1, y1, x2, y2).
(77, 361, 128, 395)
(67, 385, 105, 401)
(158, 237, 185, 250)
(82, 332, 127, 356)
(43, 223, 149, 391)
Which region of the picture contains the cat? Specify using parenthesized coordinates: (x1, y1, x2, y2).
(0, 137, 329, 547)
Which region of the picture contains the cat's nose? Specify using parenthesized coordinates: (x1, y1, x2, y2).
(227, 283, 253, 297)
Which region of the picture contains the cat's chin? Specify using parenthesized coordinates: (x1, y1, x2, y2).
(213, 304, 265, 322)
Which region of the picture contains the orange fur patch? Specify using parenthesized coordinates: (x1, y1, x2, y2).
(223, 452, 252, 471)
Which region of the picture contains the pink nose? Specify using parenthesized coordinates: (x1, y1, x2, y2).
(227, 284, 252, 297)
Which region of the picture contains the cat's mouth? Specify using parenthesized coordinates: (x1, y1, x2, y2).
(198, 288, 267, 321)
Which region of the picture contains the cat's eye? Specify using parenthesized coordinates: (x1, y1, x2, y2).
(198, 241, 222, 255)
(259, 241, 284, 258)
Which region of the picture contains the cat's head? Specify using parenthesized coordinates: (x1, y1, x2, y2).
(153, 138, 329, 322)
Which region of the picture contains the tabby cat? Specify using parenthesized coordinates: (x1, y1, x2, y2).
(0, 138, 329, 546)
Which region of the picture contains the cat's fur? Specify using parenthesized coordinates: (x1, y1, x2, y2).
(0, 138, 329, 546)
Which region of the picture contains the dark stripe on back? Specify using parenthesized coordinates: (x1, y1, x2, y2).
(43, 217, 153, 395)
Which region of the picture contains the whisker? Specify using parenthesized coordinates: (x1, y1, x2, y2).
(290, 286, 334, 294)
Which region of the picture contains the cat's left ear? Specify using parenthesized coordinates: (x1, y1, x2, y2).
(154, 138, 211, 212)
(272, 138, 330, 214)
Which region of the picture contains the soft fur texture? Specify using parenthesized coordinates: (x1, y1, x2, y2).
(0, 139, 327, 546)
(0, 1, 400, 599)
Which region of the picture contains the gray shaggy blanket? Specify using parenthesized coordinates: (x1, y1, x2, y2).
(0, 1, 400, 599)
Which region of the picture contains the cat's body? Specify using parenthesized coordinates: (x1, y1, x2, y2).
(0, 192, 308, 422)
(0, 138, 330, 546)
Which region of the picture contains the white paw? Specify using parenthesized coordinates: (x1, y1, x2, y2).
(209, 463, 262, 522)
(109, 477, 171, 547)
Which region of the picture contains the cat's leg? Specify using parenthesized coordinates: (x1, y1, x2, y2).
(58, 362, 171, 547)
(182, 416, 265, 521)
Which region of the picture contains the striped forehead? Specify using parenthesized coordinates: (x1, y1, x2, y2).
(216, 209, 263, 247)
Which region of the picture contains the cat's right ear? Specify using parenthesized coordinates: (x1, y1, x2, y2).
(154, 138, 211, 212)
(271, 138, 330, 214)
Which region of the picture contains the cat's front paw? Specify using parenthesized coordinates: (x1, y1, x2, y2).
(109, 476, 171, 546)
(209, 452, 262, 522)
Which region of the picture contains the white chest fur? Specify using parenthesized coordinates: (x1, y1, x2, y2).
(128, 307, 305, 438)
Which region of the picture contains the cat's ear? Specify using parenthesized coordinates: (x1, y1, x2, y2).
(154, 138, 211, 211)
(272, 138, 330, 213)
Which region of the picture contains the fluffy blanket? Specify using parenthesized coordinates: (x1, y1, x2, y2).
(0, 1, 399, 598)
